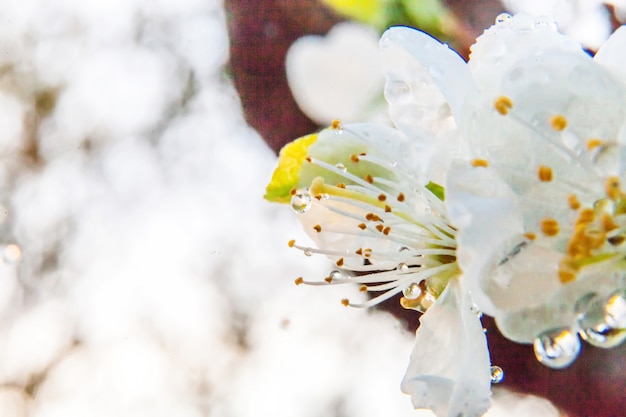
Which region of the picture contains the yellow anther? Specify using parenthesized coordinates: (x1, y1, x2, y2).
(538, 165, 553, 182)
(375, 224, 384, 232)
(541, 218, 560, 236)
(336, 258, 344, 267)
(331, 119, 341, 130)
(568, 194, 581, 210)
(350, 154, 360, 163)
(550, 115, 567, 131)
(524, 232, 536, 241)
(471, 159, 489, 167)
(313, 224, 322, 233)
(294, 277, 304, 285)
(558, 268, 577, 283)
(606, 176, 621, 199)
(494, 96, 513, 115)
(378, 194, 387, 202)
(288, 239, 296, 247)
(358, 223, 367, 230)
(576, 208, 595, 225)
(341, 299, 350, 306)
(383, 226, 391, 235)
(336, 183, 346, 189)
(365, 174, 374, 184)
(397, 192, 405, 202)
(359, 285, 368, 292)
(384, 205, 392, 213)
(586, 138, 603, 150)
(324, 276, 333, 283)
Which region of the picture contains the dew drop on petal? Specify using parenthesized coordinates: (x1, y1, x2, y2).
(605, 289, 626, 329)
(2, 244, 21, 265)
(470, 303, 483, 318)
(578, 292, 626, 348)
(384, 80, 411, 103)
(533, 327, 581, 369)
(579, 323, 626, 348)
(535, 15, 557, 31)
(397, 262, 409, 272)
(303, 250, 312, 257)
(290, 191, 312, 214)
(335, 163, 347, 172)
(490, 365, 504, 384)
(495, 13, 512, 25)
(403, 282, 421, 300)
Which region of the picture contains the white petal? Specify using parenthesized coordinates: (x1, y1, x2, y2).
(380, 26, 474, 128)
(594, 25, 626, 83)
(401, 279, 491, 417)
(445, 162, 524, 316)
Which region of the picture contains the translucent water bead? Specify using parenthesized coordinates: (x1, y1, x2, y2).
(290, 191, 312, 214)
(490, 365, 504, 384)
(577, 292, 626, 349)
(533, 327, 581, 369)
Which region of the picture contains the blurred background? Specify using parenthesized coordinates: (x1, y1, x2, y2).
(0, 1, 623, 416)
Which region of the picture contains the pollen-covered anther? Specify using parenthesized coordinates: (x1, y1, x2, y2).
(550, 115, 568, 131)
(324, 276, 333, 283)
(378, 193, 387, 202)
(341, 299, 350, 307)
(576, 208, 595, 225)
(524, 232, 536, 241)
(397, 192, 405, 202)
(365, 174, 374, 184)
(359, 285, 368, 292)
(336, 183, 346, 189)
(558, 266, 577, 283)
(384, 205, 392, 213)
(336, 258, 344, 267)
(568, 194, 581, 210)
(358, 223, 367, 230)
(586, 138, 604, 150)
(605, 176, 622, 199)
(540, 218, 560, 236)
(494, 96, 513, 115)
(331, 119, 341, 130)
(538, 165, 553, 182)
(375, 224, 384, 232)
(290, 188, 297, 196)
(471, 159, 489, 167)
(313, 224, 322, 233)
(294, 277, 304, 285)
(288, 239, 296, 247)
(350, 154, 360, 163)
(365, 213, 381, 222)
(383, 226, 391, 235)
(305, 156, 312, 163)
(355, 248, 363, 255)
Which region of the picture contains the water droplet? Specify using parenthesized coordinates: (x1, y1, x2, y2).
(335, 163, 347, 172)
(303, 250, 312, 257)
(490, 365, 504, 383)
(384, 80, 411, 103)
(329, 270, 343, 280)
(578, 290, 626, 348)
(605, 289, 626, 329)
(397, 263, 409, 272)
(470, 303, 483, 318)
(533, 327, 581, 369)
(594, 198, 615, 215)
(535, 15, 557, 31)
(495, 13, 512, 25)
(579, 323, 626, 348)
(290, 191, 312, 214)
(403, 282, 421, 300)
(2, 244, 21, 265)
(428, 65, 442, 79)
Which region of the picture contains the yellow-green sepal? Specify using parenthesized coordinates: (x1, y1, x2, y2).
(264, 133, 318, 203)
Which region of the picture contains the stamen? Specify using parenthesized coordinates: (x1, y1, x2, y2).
(471, 159, 489, 167)
(350, 154, 360, 163)
(550, 115, 567, 131)
(341, 299, 350, 306)
(336, 258, 344, 267)
(494, 96, 513, 115)
(313, 224, 322, 233)
(294, 277, 304, 285)
(331, 119, 341, 130)
(397, 192, 405, 202)
(538, 165, 553, 182)
(541, 218, 560, 236)
(288, 239, 296, 247)
(586, 138, 603, 151)
(568, 194, 581, 210)
(378, 194, 387, 202)
(524, 232, 536, 241)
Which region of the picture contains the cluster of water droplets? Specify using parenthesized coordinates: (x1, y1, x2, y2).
(532, 289, 626, 368)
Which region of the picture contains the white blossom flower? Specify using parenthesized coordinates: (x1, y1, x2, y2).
(380, 13, 626, 369)
(265, 122, 491, 417)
